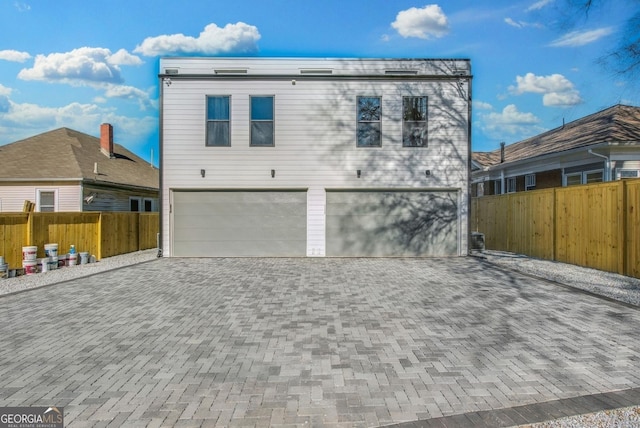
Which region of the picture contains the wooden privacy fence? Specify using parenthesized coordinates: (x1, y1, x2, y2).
(0, 212, 159, 269)
(472, 179, 640, 279)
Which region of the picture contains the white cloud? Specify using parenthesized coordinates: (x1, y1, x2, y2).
(479, 104, 545, 139)
(504, 18, 543, 29)
(0, 97, 155, 150)
(108, 49, 143, 66)
(0, 49, 31, 62)
(104, 84, 156, 110)
(18, 47, 141, 85)
(473, 100, 493, 110)
(509, 72, 583, 107)
(14, 2, 31, 12)
(391, 5, 449, 39)
(526, 0, 553, 12)
(549, 27, 614, 47)
(134, 22, 261, 56)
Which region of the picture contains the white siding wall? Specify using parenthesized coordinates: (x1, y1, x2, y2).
(0, 183, 81, 212)
(161, 58, 471, 256)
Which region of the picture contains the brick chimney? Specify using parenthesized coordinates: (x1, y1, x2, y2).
(100, 123, 114, 158)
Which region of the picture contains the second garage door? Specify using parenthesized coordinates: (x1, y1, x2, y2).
(172, 190, 307, 257)
(326, 190, 459, 257)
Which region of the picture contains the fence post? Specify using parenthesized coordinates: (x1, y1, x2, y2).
(97, 212, 103, 260)
(26, 211, 33, 246)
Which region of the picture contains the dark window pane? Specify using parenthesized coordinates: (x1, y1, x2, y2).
(358, 97, 381, 121)
(206, 122, 230, 146)
(357, 123, 381, 147)
(403, 97, 427, 121)
(144, 199, 153, 212)
(251, 97, 273, 120)
(207, 96, 229, 120)
(251, 122, 274, 146)
(130, 199, 140, 211)
(403, 122, 428, 147)
(40, 191, 54, 206)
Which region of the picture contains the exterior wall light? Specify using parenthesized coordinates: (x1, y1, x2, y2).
(357, 170, 361, 178)
(271, 169, 275, 178)
(200, 169, 205, 178)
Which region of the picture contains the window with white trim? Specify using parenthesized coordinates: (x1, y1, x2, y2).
(507, 177, 516, 193)
(250, 95, 274, 146)
(143, 198, 154, 212)
(38, 190, 56, 212)
(357, 96, 381, 147)
(206, 96, 230, 147)
(565, 173, 582, 186)
(585, 169, 603, 184)
(617, 169, 640, 179)
(493, 179, 502, 195)
(130, 197, 141, 212)
(525, 174, 536, 191)
(402, 96, 428, 147)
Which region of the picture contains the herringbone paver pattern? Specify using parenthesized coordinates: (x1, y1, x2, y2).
(0, 258, 639, 427)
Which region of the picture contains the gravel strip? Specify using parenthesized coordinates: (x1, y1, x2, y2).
(476, 250, 640, 307)
(517, 405, 640, 427)
(0, 249, 159, 296)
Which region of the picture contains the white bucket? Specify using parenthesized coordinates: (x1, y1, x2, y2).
(79, 252, 89, 265)
(22, 260, 37, 275)
(44, 243, 58, 258)
(49, 256, 58, 270)
(0, 256, 5, 265)
(39, 258, 50, 273)
(22, 246, 38, 262)
(0, 263, 8, 279)
(68, 253, 78, 266)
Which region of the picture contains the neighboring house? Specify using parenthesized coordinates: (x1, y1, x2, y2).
(472, 104, 640, 196)
(0, 124, 159, 212)
(159, 57, 472, 257)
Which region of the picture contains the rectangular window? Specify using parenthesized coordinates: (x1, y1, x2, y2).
(130, 197, 141, 212)
(618, 169, 640, 179)
(565, 173, 582, 186)
(38, 190, 55, 212)
(357, 96, 381, 147)
(493, 179, 502, 195)
(403, 96, 428, 147)
(507, 177, 516, 193)
(206, 96, 230, 147)
(251, 96, 274, 146)
(525, 174, 536, 191)
(585, 170, 603, 184)
(143, 198, 154, 212)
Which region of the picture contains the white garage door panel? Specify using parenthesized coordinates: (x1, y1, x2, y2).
(173, 190, 307, 257)
(326, 190, 458, 257)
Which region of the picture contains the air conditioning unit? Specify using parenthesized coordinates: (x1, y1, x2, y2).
(471, 232, 485, 252)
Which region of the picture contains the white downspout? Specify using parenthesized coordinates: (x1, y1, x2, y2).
(588, 150, 611, 181)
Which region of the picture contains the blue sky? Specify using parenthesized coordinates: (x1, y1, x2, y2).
(1, 0, 638, 164)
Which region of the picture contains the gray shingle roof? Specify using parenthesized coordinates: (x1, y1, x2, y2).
(473, 104, 640, 167)
(0, 127, 158, 190)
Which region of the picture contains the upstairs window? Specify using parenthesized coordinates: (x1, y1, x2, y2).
(251, 96, 274, 146)
(403, 96, 428, 147)
(206, 96, 230, 147)
(357, 96, 381, 147)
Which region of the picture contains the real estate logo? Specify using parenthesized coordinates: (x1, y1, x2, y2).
(0, 407, 63, 428)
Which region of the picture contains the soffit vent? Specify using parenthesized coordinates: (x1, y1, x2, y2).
(214, 69, 248, 74)
(164, 68, 179, 75)
(385, 70, 419, 75)
(299, 69, 333, 75)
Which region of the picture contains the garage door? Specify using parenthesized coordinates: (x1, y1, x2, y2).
(172, 190, 307, 257)
(326, 190, 459, 257)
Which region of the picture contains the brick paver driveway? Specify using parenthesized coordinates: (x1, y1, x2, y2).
(1, 257, 639, 427)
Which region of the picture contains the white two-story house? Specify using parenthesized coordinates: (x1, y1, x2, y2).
(159, 57, 471, 257)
